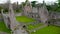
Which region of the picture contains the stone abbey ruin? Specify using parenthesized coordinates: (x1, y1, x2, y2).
(0, 0, 60, 34)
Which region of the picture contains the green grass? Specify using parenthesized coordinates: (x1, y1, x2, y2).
(0, 21, 11, 33)
(27, 23, 43, 30)
(16, 16, 36, 23)
(31, 25, 60, 34)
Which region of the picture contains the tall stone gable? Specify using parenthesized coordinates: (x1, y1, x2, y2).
(23, 0, 32, 16)
(39, 1, 49, 23)
(8, 0, 19, 31)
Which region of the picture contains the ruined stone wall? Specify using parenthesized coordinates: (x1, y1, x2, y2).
(38, 6, 49, 23)
(15, 13, 22, 16)
(50, 12, 60, 19)
(32, 7, 38, 13)
(49, 11, 60, 26)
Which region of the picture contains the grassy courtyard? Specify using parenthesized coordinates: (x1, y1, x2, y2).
(16, 16, 60, 34)
(0, 21, 11, 33)
(31, 25, 60, 34)
(27, 23, 43, 30)
(16, 16, 36, 23)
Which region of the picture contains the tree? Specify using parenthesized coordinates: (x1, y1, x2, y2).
(31, 1, 37, 7)
(46, 2, 59, 12)
(58, 0, 60, 6)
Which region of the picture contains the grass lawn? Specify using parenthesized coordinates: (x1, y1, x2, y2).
(0, 21, 11, 33)
(16, 16, 36, 23)
(31, 25, 60, 34)
(27, 23, 43, 30)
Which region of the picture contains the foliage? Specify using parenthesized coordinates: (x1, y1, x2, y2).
(46, 3, 58, 11)
(46, 0, 60, 12)
(4, 8, 8, 13)
(31, 1, 37, 7)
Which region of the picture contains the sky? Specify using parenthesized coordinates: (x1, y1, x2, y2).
(0, 0, 57, 4)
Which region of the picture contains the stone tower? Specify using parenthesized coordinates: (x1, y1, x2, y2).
(39, 0, 49, 23)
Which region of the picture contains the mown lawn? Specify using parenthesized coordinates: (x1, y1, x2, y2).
(16, 16, 36, 23)
(27, 23, 43, 30)
(0, 21, 11, 33)
(31, 25, 60, 34)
